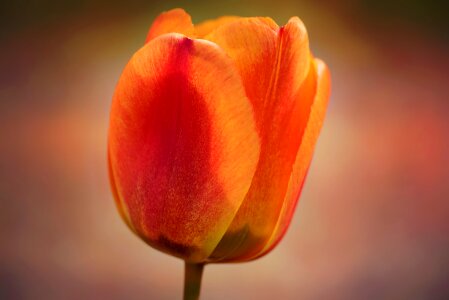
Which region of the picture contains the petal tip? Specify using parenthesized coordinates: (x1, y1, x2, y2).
(145, 8, 194, 43)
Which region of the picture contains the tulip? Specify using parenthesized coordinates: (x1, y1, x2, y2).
(108, 8, 330, 299)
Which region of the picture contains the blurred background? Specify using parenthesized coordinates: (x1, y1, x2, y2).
(1, 0, 448, 299)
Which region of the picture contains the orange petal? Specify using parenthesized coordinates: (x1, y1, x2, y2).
(257, 58, 331, 259)
(207, 17, 314, 261)
(195, 16, 241, 38)
(108, 34, 260, 262)
(195, 16, 278, 38)
(145, 8, 194, 43)
(204, 18, 277, 132)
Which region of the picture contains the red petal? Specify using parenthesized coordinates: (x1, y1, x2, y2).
(109, 34, 260, 262)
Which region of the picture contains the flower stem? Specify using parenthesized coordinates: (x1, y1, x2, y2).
(183, 262, 204, 300)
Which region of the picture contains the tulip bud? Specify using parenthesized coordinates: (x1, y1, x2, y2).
(108, 8, 330, 299)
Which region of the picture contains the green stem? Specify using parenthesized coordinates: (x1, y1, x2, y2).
(183, 262, 205, 300)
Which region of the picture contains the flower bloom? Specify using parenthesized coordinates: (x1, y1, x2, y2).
(108, 9, 330, 263)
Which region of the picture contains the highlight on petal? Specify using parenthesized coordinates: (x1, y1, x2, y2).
(258, 58, 331, 258)
(206, 17, 317, 262)
(109, 34, 260, 262)
(145, 8, 194, 43)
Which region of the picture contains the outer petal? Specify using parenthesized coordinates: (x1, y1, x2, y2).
(108, 34, 260, 262)
(257, 58, 331, 258)
(145, 8, 194, 43)
(206, 17, 314, 261)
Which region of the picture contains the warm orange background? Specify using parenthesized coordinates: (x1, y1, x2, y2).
(1, 0, 448, 299)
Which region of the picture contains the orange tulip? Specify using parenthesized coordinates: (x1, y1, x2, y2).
(108, 8, 330, 299)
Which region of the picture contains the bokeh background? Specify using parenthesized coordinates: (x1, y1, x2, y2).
(1, 0, 449, 299)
